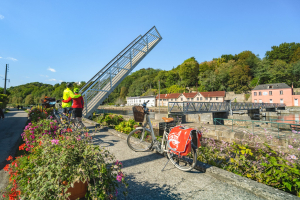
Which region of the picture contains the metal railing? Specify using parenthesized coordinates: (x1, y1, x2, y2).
(168, 102, 286, 114)
(80, 26, 162, 118)
(214, 118, 300, 138)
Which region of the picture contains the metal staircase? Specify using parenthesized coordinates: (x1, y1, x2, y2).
(80, 26, 162, 118)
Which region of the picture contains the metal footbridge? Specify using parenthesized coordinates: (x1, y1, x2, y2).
(168, 102, 286, 114)
(80, 26, 162, 118)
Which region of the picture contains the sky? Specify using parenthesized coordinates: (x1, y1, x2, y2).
(0, 0, 299, 88)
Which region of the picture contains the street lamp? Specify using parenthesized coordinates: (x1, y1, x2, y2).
(230, 97, 237, 116)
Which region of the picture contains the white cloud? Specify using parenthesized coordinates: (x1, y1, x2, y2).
(7, 57, 18, 61)
(49, 79, 57, 81)
(0, 57, 2, 59)
(40, 75, 49, 77)
(48, 67, 56, 72)
(0, 15, 4, 20)
(59, 80, 63, 82)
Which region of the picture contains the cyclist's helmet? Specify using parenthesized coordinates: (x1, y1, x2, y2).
(66, 82, 73, 88)
(73, 88, 79, 93)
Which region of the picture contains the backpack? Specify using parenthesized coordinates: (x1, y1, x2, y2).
(168, 126, 202, 156)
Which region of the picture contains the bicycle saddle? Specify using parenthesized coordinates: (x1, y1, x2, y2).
(162, 117, 174, 123)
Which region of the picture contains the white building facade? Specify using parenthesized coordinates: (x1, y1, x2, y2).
(126, 96, 156, 107)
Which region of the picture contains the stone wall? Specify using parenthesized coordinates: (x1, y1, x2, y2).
(225, 92, 252, 102)
(202, 125, 300, 151)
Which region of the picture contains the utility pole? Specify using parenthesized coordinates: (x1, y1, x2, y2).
(158, 80, 160, 114)
(4, 64, 9, 94)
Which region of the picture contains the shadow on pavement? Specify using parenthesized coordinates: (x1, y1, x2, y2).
(117, 175, 182, 200)
(93, 133, 120, 147)
(120, 153, 164, 169)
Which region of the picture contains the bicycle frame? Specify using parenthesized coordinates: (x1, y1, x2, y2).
(139, 113, 169, 153)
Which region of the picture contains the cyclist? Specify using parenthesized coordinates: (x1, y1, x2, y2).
(62, 83, 81, 116)
(62, 88, 84, 123)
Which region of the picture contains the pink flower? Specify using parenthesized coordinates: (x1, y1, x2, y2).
(77, 137, 81, 141)
(116, 175, 122, 182)
(50, 116, 53, 119)
(288, 145, 293, 149)
(291, 155, 297, 160)
(51, 139, 59, 145)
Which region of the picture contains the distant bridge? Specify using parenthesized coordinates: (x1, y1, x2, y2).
(168, 102, 286, 114)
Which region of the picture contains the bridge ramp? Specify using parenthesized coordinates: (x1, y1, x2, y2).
(80, 26, 162, 118)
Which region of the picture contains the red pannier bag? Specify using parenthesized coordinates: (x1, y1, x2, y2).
(168, 126, 202, 156)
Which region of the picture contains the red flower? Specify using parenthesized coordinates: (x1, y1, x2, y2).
(19, 144, 25, 151)
(6, 156, 13, 161)
(4, 164, 9, 171)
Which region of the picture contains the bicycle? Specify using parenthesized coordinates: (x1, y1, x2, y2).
(45, 99, 85, 131)
(127, 100, 198, 172)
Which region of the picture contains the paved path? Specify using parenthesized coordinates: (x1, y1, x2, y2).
(87, 124, 278, 200)
(0, 109, 28, 169)
(0, 109, 28, 193)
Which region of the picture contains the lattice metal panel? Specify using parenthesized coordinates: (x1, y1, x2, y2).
(168, 102, 286, 114)
(80, 26, 162, 118)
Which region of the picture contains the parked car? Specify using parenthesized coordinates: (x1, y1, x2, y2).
(120, 104, 124, 107)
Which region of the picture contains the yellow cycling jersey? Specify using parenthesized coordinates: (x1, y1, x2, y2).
(62, 88, 81, 108)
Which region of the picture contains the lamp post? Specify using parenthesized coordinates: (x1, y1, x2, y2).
(230, 97, 237, 116)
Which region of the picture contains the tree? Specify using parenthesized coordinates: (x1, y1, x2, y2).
(291, 47, 300, 63)
(228, 64, 251, 93)
(0, 94, 8, 108)
(265, 42, 300, 63)
(120, 87, 128, 98)
(25, 94, 34, 105)
(179, 57, 199, 87)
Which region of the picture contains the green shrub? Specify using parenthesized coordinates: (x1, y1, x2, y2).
(115, 119, 138, 134)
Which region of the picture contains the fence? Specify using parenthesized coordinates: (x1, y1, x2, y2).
(214, 118, 300, 138)
(168, 102, 286, 114)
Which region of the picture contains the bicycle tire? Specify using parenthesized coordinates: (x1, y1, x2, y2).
(127, 128, 153, 152)
(167, 147, 197, 172)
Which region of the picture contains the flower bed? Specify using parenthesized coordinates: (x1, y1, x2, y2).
(198, 126, 300, 197)
(2, 108, 127, 199)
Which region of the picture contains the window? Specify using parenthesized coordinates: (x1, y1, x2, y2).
(197, 97, 199, 100)
(191, 98, 193, 101)
(200, 97, 203, 100)
(254, 92, 257, 96)
(254, 99, 257, 103)
(270, 99, 273, 103)
(181, 98, 183, 101)
(280, 99, 283, 103)
(160, 99, 162, 101)
(205, 98, 208, 100)
(187, 98, 190, 101)
(259, 99, 262, 103)
(269, 91, 272, 95)
(259, 92, 262, 96)
(164, 99, 166, 101)
(216, 97, 218, 100)
(210, 97, 212, 100)
(280, 90, 283, 95)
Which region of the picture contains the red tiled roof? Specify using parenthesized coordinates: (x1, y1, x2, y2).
(182, 92, 198, 98)
(156, 93, 181, 99)
(200, 91, 225, 97)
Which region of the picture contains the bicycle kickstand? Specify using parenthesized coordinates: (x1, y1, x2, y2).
(161, 158, 170, 172)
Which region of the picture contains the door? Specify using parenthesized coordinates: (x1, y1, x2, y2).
(280, 99, 283, 103)
(295, 99, 298, 106)
(270, 99, 273, 103)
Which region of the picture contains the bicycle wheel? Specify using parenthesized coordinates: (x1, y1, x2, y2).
(127, 128, 153, 152)
(167, 147, 197, 172)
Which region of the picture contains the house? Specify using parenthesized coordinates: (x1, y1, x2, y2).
(251, 83, 300, 106)
(155, 91, 226, 106)
(126, 96, 156, 107)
